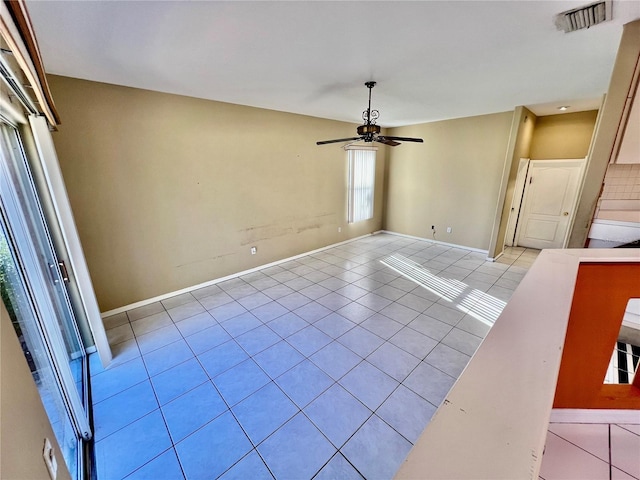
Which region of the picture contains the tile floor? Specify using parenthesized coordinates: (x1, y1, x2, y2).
(540, 422, 640, 479)
(91, 234, 539, 480)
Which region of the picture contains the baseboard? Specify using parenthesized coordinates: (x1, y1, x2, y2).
(101, 232, 379, 318)
(102, 230, 491, 318)
(487, 251, 504, 262)
(380, 230, 489, 255)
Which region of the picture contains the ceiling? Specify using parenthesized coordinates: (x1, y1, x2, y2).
(26, 1, 640, 127)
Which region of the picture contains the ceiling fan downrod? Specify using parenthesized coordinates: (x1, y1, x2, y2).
(358, 81, 381, 141)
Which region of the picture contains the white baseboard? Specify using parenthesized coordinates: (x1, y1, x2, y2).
(379, 230, 489, 255)
(102, 230, 491, 318)
(101, 232, 379, 318)
(487, 251, 504, 262)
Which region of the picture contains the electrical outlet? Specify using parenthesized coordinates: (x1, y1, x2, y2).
(431, 225, 435, 230)
(43, 438, 57, 480)
(447, 227, 452, 233)
(250, 246, 257, 255)
(338, 227, 342, 233)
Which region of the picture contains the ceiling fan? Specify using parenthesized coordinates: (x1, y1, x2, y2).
(316, 81, 424, 147)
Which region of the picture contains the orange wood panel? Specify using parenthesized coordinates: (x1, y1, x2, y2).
(553, 262, 640, 409)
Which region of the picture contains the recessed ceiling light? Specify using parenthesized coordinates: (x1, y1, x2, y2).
(558, 106, 570, 111)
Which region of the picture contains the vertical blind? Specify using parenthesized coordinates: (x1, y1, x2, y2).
(347, 148, 376, 223)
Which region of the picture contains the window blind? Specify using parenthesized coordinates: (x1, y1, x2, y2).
(347, 148, 376, 223)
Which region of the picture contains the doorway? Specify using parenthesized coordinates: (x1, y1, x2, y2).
(510, 159, 585, 250)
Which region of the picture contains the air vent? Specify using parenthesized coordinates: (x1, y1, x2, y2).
(555, 0, 612, 33)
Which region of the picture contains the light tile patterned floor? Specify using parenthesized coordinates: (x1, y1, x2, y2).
(92, 234, 538, 480)
(540, 422, 640, 480)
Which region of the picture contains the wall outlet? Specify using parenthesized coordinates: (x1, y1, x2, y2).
(43, 438, 57, 480)
(338, 227, 342, 233)
(431, 225, 435, 230)
(447, 227, 452, 233)
(250, 246, 257, 255)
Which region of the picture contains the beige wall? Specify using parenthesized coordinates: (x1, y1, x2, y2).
(529, 110, 598, 159)
(48, 76, 386, 311)
(384, 112, 514, 251)
(490, 107, 537, 258)
(570, 20, 640, 247)
(0, 302, 71, 480)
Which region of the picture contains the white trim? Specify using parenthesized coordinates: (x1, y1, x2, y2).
(562, 158, 588, 248)
(504, 158, 530, 247)
(29, 116, 112, 366)
(101, 229, 489, 319)
(379, 230, 489, 255)
(101, 232, 378, 318)
(0, 3, 57, 126)
(549, 409, 640, 424)
(0, 124, 91, 438)
(343, 144, 378, 151)
(0, 89, 27, 126)
(487, 251, 504, 263)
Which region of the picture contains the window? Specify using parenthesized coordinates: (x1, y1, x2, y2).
(347, 147, 376, 223)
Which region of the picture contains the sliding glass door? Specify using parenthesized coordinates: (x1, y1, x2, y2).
(0, 120, 90, 479)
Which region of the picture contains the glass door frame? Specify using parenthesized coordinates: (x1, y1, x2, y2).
(0, 120, 91, 441)
(28, 115, 112, 368)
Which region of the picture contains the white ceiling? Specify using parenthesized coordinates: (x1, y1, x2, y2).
(27, 0, 640, 127)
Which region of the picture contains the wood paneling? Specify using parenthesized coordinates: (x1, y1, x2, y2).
(553, 262, 640, 409)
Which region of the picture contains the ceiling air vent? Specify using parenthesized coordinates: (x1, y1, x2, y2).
(555, 0, 612, 33)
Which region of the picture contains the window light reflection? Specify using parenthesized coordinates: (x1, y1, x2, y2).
(380, 254, 506, 327)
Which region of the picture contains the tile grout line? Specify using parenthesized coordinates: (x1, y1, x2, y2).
(608, 423, 612, 480)
(94, 235, 536, 479)
(545, 430, 612, 469)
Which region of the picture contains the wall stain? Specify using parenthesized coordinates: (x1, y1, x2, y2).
(239, 213, 337, 245)
(297, 223, 322, 233)
(174, 251, 237, 269)
(240, 224, 294, 245)
(296, 213, 336, 234)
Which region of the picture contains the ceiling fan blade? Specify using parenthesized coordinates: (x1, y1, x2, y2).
(375, 137, 400, 147)
(383, 136, 424, 143)
(316, 136, 363, 145)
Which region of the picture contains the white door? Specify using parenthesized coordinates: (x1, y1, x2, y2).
(515, 159, 585, 249)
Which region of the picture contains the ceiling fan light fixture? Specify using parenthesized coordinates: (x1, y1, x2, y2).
(357, 124, 381, 135)
(316, 82, 424, 147)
